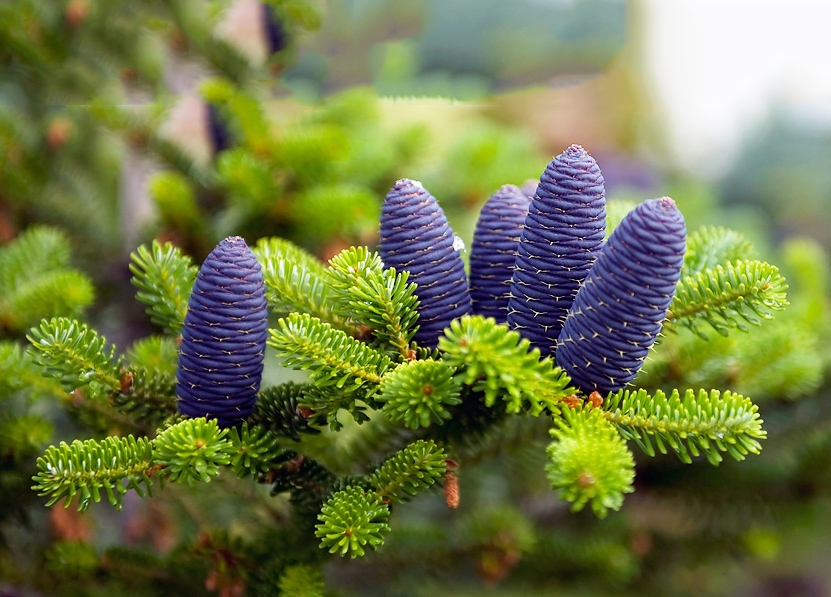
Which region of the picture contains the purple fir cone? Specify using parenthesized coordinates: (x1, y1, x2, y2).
(262, 3, 289, 54)
(177, 237, 268, 426)
(555, 197, 686, 394)
(380, 179, 472, 348)
(469, 185, 531, 323)
(507, 144, 606, 356)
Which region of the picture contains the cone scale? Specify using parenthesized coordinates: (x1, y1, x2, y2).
(507, 144, 606, 356)
(176, 236, 268, 427)
(380, 179, 471, 348)
(555, 197, 686, 394)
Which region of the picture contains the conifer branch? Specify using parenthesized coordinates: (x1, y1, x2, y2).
(683, 226, 755, 275)
(129, 241, 197, 336)
(250, 383, 320, 441)
(315, 486, 391, 558)
(227, 423, 287, 478)
(110, 367, 177, 426)
(32, 436, 156, 511)
(0, 226, 94, 332)
(439, 315, 571, 415)
(376, 360, 462, 429)
(325, 247, 419, 358)
(667, 260, 788, 338)
(268, 313, 392, 393)
(153, 418, 235, 485)
(369, 440, 447, 503)
(602, 388, 766, 465)
(277, 564, 325, 597)
(26, 317, 123, 398)
(252, 238, 348, 329)
(546, 407, 635, 518)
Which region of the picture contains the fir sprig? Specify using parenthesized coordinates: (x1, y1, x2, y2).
(0, 226, 94, 332)
(369, 440, 447, 503)
(668, 260, 788, 338)
(252, 237, 347, 328)
(683, 226, 755, 275)
(277, 564, 325, 597)
(268, 313, 392, 394)
(227, 423, 287, 478)
(153, 418, 234, 485)
(439, 315, 571, 415)
(110, 367, 177, 425)
(376, 360, 462, 429)
(546, 407, 635, 518)
(129, 241, 197, 336)
(250, 383, 319, 441)
(602, 388, 766, 465)
(32, 436, 155, 511)
(26, 317, 123, 399)
(315, 486, 391, 558)
(325, 247, 419, 358)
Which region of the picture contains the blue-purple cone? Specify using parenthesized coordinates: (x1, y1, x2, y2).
(380, 179, 472, 348)
(469, 185, 531, 323)
(207, 104, 233, 155)
(176, 236, 268, 427)
(555, 197, 686, 394)
(507, 144, 606, 356)
(262, 3, 289, 54)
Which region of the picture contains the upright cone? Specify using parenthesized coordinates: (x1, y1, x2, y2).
(555, 198, 686, 394)
(176, 236, 268, 426)
(507, 145, 606, 356)
(379, 179, 471, 348)
(469, 184, 531, 323)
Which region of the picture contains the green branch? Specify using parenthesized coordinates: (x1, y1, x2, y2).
(602, 388, 766, 465)
(667, 260, 788, 338)
(439, 315, 571, 415)
(252, 238, 349, 330)
(325, 247, 419, 358)
(32, 436, 156, 511)
(268, 313, 392, 393)
(129, 241, 197, 336)
(369, 440, 447, 503)
(27, 317, 122, 398)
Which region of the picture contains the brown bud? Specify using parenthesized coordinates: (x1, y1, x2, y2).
(562, 394, 580, 409)
(588, 391, 603, 408)
(65, 0, 89, 28)
(444, 471, 459, 509)
(119, 371, 134, 394)
(46, 118, 72, 152)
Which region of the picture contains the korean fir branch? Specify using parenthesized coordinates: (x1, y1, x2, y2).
(325, 246, 419, 358)
(602, 388, 766, 465)
(0, 226, 94, 333)
(315, 441, 446, 558)
(546, 406, 635, 518)
(683, 226, 755, 275)
(32, 417, 286, 511)
(252, 237, 350, 331)
(129, 240, 197, 336)
(376, 360, 462, 430)
(27, 317, 122, 400)
(439, 315, 572, 416)
(268, 313, 392, 399)
(667, 259, 788, 338)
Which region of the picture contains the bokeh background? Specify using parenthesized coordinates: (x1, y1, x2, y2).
(2, 0, 831, 595)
